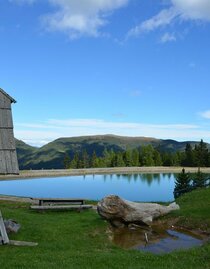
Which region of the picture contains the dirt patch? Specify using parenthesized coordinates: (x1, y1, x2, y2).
(0, 195, 37, 204)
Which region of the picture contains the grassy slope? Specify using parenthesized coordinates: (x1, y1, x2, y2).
(168, 188, 210, 232)
(0, 189, 210, 269)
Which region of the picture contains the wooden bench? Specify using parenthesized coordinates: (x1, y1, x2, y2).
(34, 198, 87, 206)
(30, 204, 92, 211)
(30, 198, 92, 211)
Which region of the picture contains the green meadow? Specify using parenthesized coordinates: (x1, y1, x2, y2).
(0, 188, 210, 269)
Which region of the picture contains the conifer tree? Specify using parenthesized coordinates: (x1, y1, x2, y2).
(116, 153, 125, 167)
(70, 152, 79, 169)
(183, 143, 194, 167)
(63, 153, 71, 169)
(141, 145, 155, 166)
(192, 168, 207, 188)
(153, 150, 162, 166)
(80, 150, 89, 168)
(91, 151, 99, 168)
(132, 149, 140, 166)
(194, 140, 209, 167)
(174, 168, 192, 198)
(124, 149, 133, 167)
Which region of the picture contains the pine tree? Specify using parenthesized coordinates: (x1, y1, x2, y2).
(70, 152, 79, 169)
(141, 145, 155, 166)
(132, 149, 140, 166)
(116, 152, 125, 167)
(174, 168, 192, 198)
(63, 153, 71, 169)
(183, 143, 194, 167)
(124, 149, 133, 167)
(194, 140, 209, 167)
(192, 168, 207, 188)
(162, 152, 173, 166)
(171, 152, 181, 166)
(103, 149, 113, 167)
(91, 151, 99, 168)
(80, 150, 89, 168)
(153, 150, 162, 166)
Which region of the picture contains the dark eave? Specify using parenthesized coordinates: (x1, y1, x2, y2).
(0, 88, 16, 103)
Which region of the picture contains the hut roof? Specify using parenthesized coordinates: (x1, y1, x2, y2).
(0, 88, 16, 103)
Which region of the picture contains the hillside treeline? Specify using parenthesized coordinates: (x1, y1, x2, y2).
(64, 139, 210, 169)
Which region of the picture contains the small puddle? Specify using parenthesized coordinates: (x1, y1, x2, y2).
(110, 225, 206, 254)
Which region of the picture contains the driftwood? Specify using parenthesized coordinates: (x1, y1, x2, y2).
(97, 195, 180, 227)
(9, 240, 38, 247)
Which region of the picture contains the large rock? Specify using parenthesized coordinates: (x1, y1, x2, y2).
(97, 195, 180, 227)
(4, 219, 21, 233)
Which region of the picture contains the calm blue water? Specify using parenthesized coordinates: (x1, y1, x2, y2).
(0, 173, 176, 202)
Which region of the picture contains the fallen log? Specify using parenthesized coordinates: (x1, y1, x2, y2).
(97, 195, 180, 227)
(9, 240, 38, 247)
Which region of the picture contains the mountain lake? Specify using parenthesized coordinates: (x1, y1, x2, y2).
(0, 173, 176, 202)
(1, 172, 209, 254)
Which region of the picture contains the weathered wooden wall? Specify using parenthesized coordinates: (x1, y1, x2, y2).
(0, 90, 19, 174)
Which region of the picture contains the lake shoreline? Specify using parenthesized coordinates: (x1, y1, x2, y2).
(0, 166, 210, 180)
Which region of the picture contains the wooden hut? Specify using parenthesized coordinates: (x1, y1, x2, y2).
(0, 88, 19, 174)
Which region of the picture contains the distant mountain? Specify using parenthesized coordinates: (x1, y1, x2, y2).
(15, 135, 206, 170)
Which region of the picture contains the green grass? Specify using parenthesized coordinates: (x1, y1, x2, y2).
(0, 189, 210, 269)
(168, 188, 210, 232)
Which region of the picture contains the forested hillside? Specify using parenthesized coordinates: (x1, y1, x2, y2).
(15, 135, 210, 170)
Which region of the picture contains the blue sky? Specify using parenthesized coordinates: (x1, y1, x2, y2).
(1, 0, 210, 146)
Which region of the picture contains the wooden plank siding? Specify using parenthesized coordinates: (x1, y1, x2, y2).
(0, 88, 19, 174)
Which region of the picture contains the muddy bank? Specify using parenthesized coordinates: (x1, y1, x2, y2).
(1, 166, 210, 180)
(110, 221, 210, 254)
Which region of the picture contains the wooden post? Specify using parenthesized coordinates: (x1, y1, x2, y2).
(0, 210, 9, 244)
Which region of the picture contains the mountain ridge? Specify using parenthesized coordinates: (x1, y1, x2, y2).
(15, 134, 207, 170)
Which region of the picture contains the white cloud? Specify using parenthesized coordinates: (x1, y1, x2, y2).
(14, 129, 64, 147)
(14, 118, 206, 147)
(200, 110, 210, 119)
(128, 7, 179, 37)
(9, 0, 129, 38)
(172, 0, 210, 20)
(128, 0, 210, 37)
(42, 0, 129, 38)
(160, 32, 176, 43)
(11, 0, 210, 39)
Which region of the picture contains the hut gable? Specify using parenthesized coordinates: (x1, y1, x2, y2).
(0, 88, 19, 174)
(0, 88, 16, 108)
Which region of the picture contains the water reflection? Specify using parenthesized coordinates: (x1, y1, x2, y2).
(111, 225, 204, 254)
(102, 173, 165, 187)
(0, 173, 176, 202)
